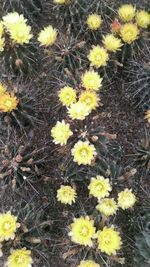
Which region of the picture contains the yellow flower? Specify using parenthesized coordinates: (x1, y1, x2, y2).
(68, 101, 91, 120)
(145, 109, 150, 123)
(102, 34, 123, 52)
(136, 10, 150, 29)
(0, 37, 5, 51)
(51, 120, 73, 146)
(38, 26, 57, 46)
(88, 176, 112, 199)
(71, 140, 97, 165)
(97, 226, 122, 255)
(57, 185, 76, 205)
(0, 21, 4, 37)
(120, 23, 139, 44)
(79, 91, 99, 110)
(9, 22, 32, 45)
(0, 212, 20, 241)
(3, 12, 26, 30)
(88, 46, 109, 68)
(118, 4, 136, 22)
(78, 260, 100, 267)
(87, 13, 102, 30)
(82, 70, 103, 91)
(96, 198, 117, 217)
(0, 93, 19, 112)
(69, 216, 96, 246)
(53, 0, 66, 4)
(118, 189, 136, 210)
(7, 248, 33, 267)
(0, 84, 7, 95)
(58, 86, 76, 107)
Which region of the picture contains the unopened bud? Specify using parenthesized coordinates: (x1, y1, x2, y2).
(15, 59, 23, 67)
(15, 155, 23, 163)
(111, 19, 122, 33)
(91, 135, 98, 142)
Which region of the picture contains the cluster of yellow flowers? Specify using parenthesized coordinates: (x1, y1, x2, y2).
(87, 5, 150, 69)
(87, 32, 123, 69)
(63, 176, 136, 263)
(0, 11, 58, 53)
(118, 4, 150, 28)
(118, 4, 150, 44)
(51, 70, 103, 165)
(69, 216, 122, 255)
(88, 176, 136, 212)
(0, 12, 33, 51)
(49, 4, 142, 266)
(0, 83, 19, 113)
(56, 176, 136, 262)
(0, 212, 33, 267)
(57, 175, 136, 210)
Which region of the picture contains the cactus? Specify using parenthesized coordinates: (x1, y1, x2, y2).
(1, 44, 39, 76)
(135, 130, 150, 169)
(134, 231, 150, 267)
(2, 0, 43, 25)
(134, 207, 150, 267)
(51, 29, 88, 74)
(50, 0, 94, 33)
(50, 0, 112, 37)
(0, 81, 37, 128)
(124, 48, 150, 111)
(0, 143, 47, 186)
(56, 127, 122, 182)
(2, 203, 50, 265)
(0, 12, 40, 76)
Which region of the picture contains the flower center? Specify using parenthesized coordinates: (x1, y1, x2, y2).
(85, 97, 91, 104)
(18, 32, 24, 38)
(77, 106, 83, 113)
(3, 221, 11, 230)
(104, 234, 111, 244)
(81, 226, 89, 236)
(4, 99, 12, 108)
(63, 191, 70, 197)
(96, 183, 103, 191)
(96, 54, 101, 61)
(88, 79, 94, 86)
(15, 255, 24, 264)
(80, 149, 88, 157)
(66, 94, 70, 100)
